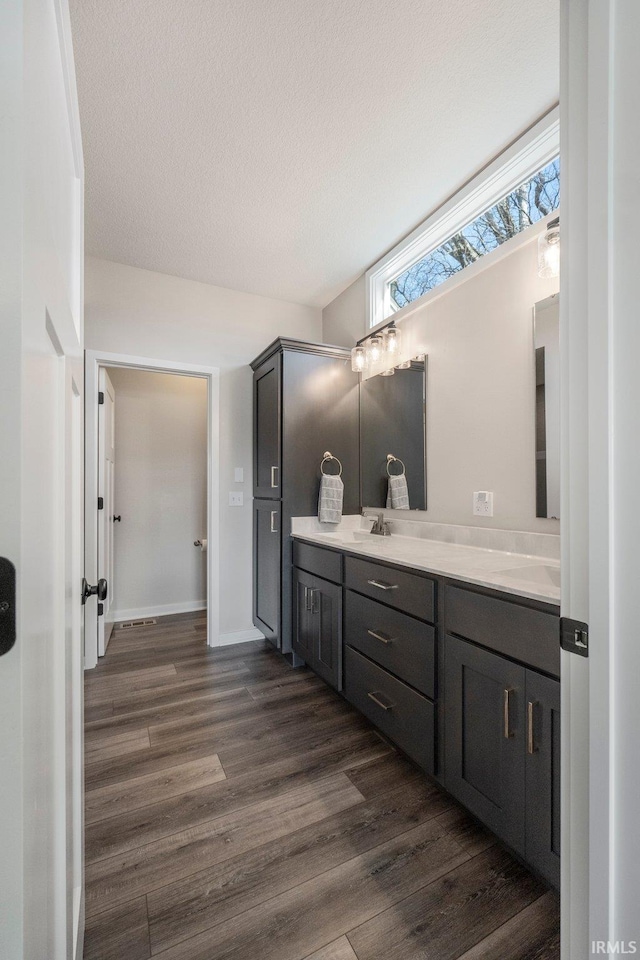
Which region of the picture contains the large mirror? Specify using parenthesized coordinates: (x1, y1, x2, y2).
(534, 294, 560, 519)
(360, 358, 427, 510)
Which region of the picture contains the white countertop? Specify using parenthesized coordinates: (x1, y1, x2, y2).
(291, 522, 561, 607)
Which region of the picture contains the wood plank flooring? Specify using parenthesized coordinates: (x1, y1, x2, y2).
(83, 611, 560, 960)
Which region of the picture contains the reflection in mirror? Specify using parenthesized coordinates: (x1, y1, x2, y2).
(534, 294, 560, 518)
(360, 359, 427, 510)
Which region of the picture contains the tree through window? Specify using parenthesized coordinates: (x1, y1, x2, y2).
(389, 158, 560, 310)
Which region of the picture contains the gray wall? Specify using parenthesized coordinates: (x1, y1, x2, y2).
(322, 234, 560, 535)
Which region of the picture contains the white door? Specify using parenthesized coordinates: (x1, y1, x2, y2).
(0, 3, 85, 958)
(562, 0, 640, 955)
(98, 369, 116, 655)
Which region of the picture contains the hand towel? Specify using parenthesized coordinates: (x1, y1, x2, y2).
(386, 474, 410, 509)
(318, 474, 344, 524)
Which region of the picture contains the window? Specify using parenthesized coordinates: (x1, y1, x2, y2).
(365, 108, 559, 329)
(389, 158, 559, 310)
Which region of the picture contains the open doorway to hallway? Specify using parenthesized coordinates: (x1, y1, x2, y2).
(99, 368, 208, 651)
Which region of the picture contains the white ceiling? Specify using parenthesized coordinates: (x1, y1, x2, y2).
(70, 0, 559, 308)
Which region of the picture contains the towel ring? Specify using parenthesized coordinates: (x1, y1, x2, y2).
(321, 451, 343, 477)
(387, 454, 406, 478)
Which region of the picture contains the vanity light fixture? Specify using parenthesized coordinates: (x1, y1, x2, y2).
(367, 335, 383, 364)
(354, 321, 406, 376)
(396, 360, 412, 370)
(350, 345, 369, 373)
(383, 324, 401, 356)
(538, 216, 560, 278)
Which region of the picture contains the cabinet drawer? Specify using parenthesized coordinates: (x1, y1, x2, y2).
(345, 591, 435, 698)
(293, 541, 343, 584)
(344, 646, 434, 773)
(345, 556, 435, 623)
(445, 585, 559, 677)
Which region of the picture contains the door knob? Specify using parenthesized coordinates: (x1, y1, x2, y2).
(82, 578, 108, 605)
(113, 515, 121, 522)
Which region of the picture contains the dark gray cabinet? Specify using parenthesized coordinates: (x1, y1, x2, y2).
(253, 500, 281, 642)
(344, 645, 435, 773)
(252, 339, 359, 653)
(525, 669, 561, 887)
(444, 634, 560, 887)
(290, 536, 561, 887)
(253, 354, 281, 499)
(444, 636, 527, 855)
(292, 568, 342, 690)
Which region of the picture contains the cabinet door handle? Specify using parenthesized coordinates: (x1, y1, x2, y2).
(270, 511, 278, 533)
(304, 586, 310, 611)
(527, 700, 539, 754)
(367, 629, 393, 645)
(271, 466, 278, 488)
(367, 579, 398, 591)
(367, 691, 393, 711)
(310, 589, 318, 614)
(503, 688, 514, 739)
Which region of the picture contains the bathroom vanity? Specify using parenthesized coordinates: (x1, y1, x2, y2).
(290, 521, 561, 889)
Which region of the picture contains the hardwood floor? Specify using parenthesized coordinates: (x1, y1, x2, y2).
(83, 612, 560, 960)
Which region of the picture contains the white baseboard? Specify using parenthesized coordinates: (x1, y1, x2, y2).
(114, 600, 207, 622)
(212, 628, 265, 647)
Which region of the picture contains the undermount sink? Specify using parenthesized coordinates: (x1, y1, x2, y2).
(496, 564, 561, 588)
(318, 530, 392, 545)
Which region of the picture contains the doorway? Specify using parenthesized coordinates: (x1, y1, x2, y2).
(84, 352, 220, 668)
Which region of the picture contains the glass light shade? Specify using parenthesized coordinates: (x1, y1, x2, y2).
(380, 367, 395, 377)
(396, 360, 412, 370)
(383, 325, 401, 356)
(350, 345, 368, 373)
(538, 221, 560, 278)
(367, 336, 383, 364)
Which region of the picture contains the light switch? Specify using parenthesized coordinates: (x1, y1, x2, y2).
(229, 492, 244, 507)
(473, 491, 494, 517)
(234, 467, 244, 483)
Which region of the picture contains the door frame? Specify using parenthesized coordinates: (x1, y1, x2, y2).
(84, 350, 220, 668)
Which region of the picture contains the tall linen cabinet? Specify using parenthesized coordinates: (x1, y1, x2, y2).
(251, 338, 359, 655)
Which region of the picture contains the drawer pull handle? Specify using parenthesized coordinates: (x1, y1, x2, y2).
(367, 629, 393, 645)
(271, 466, 278, 488)
(270, 511, 278, 533)
(527, 700, 539, 754)
(367, 579, 398, 591)
(367, 691, 393, 711)
(503, 688, 514, 739)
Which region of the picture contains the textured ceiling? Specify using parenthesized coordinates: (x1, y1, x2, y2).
(70, 0, 559, 308)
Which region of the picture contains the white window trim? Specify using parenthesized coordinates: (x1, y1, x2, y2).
(365, 106, 559, 332)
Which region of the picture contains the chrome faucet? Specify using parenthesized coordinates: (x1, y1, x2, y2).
(363, 511, 392, 537)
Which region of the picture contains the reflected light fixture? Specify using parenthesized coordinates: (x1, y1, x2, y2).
(380, 367, 395, 376)
(538, 216, 560, 278)
(350, 345, 368, 373)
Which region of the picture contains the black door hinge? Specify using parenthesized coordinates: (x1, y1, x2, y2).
(98, 497, 104, 510)
(98, 391, 104, 404)
(560, 617, 589, 657)
(97, 602, 104, 617)
(0, 557, 16, 657)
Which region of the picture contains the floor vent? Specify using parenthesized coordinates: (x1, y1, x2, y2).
(119, 619, 157, 629)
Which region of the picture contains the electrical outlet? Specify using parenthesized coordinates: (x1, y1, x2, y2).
(229, 492, 244, 507)
(234, 467, 244, 483)
(473, 491, 493, 517)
